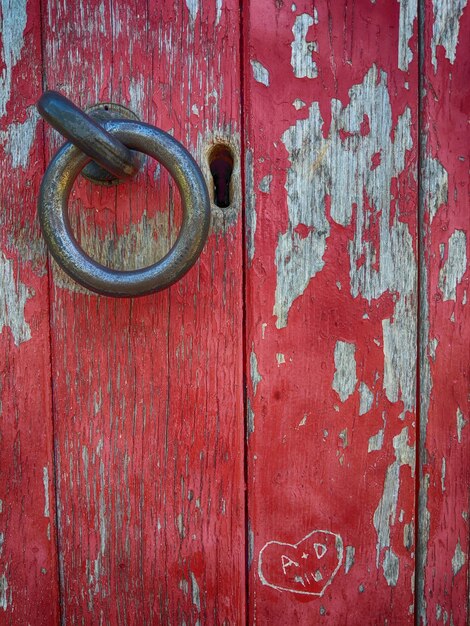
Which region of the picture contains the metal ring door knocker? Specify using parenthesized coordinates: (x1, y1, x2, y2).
(37, 91, 211, 297)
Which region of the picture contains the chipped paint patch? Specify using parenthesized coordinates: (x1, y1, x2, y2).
(250, 348, 262, 395)
(99, 460, 107, 555)
(435, 604, 450, 623)
(417, 474, 431, 624)
(259, 174, 273, 193)
(339, 428, 348, 448)
(383, 548, 399, 586)
(334, 78, 412, 232)
(251, 60, 270, 86)
(43, 466, 50, 518)
(431, 0, 468, 71)
(451, 539, 466, 575)
(438, 230, 467, 301)
(215, 0, 222, 26)
(0, 573, 9, 610)
(441, 457, 446, 492)
(424, 156, 448, 222)
(456, 407, 467, 443)
(190, 571, 201, 611)
(345, 96, 415, 301)
(128, 77, 145, 114)
(345, 546, 355, 573)
(368, 428, 384, 452)
(332, 341, 356, 402)
(291, 13, 318, 79)
(403, 522, 414, 549)
(177, 513, 185, 538)
(359, 382, 373, 415)
(398, 0, 417, 70)
(0, 251, 32, 345)
(0, 0, 28, 117)
(293, 98, 306, 110)
(0, 108, 39, 169)
(274, 101, 329, 327)
(382, 297, 416, 412)
(185, 0, 199, 21)
(245, 149, 256, 263)
(247, 398, 255, 437)
(274, 66, 416, 329)
(373, 428, 415, 579)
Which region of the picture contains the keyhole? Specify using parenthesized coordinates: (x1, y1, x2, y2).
(209, 145, 234, 208)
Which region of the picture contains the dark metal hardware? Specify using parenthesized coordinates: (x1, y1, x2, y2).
(37, 92, 210, 297)
(38, 91, 140, 181)
(81, 102, 145, 184)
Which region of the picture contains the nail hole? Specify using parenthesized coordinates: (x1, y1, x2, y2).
(209, 144, 234, 208)
(104, 105, 109, 111)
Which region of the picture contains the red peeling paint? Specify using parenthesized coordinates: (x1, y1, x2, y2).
(294, 223, 314, 239)
(360, 114, 371, 136)
(371, 151, 381, 170)
(1, 1, 468, 624)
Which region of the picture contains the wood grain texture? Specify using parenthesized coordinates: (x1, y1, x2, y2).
(41, 1, 245, 623)
(243, 1, 419, 623)
(417, 2, 470, 624)
(0, 0, 60, 623)
(2, 1, 468, 623)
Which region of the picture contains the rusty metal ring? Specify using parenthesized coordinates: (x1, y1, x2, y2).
(38, 119, 210, 296)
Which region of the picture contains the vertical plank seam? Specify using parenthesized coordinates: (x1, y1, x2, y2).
(38, 0, 65, 621)
(239, 0, 249, 623)
(415, 0, 426, 623)
(164, 288, 171, 621)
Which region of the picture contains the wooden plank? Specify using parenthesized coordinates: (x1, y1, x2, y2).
(244, 1, 419, 622)
(0, 1, 60, 623)
(417, 2, 470, 624)
(42, 1, 244, 623)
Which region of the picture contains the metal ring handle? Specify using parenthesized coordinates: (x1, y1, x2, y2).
(38, 91, 140, 180)
(38, 119, 211, 296)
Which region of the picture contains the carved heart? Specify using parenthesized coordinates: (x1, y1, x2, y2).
(258, 529, 343, 596)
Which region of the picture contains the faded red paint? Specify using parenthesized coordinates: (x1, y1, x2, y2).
(2, 1, 245, 624)
(1, 1, 468, 624)
(244, 0, 419, 623)
(419, 3, 470, 624)
(42, 1, 245, 624)
(0, 1, 60, 623)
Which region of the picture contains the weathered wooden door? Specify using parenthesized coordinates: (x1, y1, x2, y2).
(1, 1, 468, 624)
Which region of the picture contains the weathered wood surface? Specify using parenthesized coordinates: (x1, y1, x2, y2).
(43, 1, 245, 623)
(0, 1, 60, 623)
(1, 0, 469, 624)
(244, 0, 420, 622)
(2, 0, 245, 624)
(244, 1, 469, 623)
(417, 2, 470, 625)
